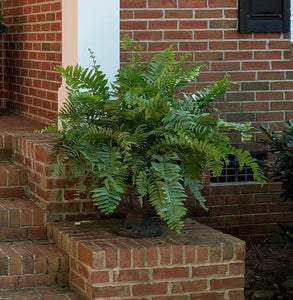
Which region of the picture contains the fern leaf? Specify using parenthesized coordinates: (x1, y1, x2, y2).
(149, 154, 187, 234)
(184, 176, 208, 211)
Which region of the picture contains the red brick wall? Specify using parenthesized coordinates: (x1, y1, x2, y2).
(120, 0, 293, 146)
(1, 0, 293, 241)
(1, 0, 62, 124)
(9, 130, 291, 242)
(120, 0, 293, 242)
(49, 220, 246, 300)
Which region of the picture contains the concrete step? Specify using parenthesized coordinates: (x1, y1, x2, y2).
(0, 240, 70, 291)
(0, 286, 85, 299)
(0, 163, 28, 199)
(0, 199, 46, 241)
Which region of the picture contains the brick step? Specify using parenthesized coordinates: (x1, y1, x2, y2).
(0, 149, 12, 162)
(0, 135, 12, 162)
(0, 240, 70, 291)
(0, 286, 85, 300)
(0, 199, 46, 241)
(0, 163, 28, 199)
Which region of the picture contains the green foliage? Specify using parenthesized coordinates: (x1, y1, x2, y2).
(261, 120, 293, 201)
(47, 37, 266, 234)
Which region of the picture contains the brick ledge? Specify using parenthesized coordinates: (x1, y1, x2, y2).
(48, 219, 245, 300)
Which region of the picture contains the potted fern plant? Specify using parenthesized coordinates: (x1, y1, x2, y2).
(47, 37, 265, 236)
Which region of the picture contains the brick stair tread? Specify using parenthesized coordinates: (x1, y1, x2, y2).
(0, 149, 12, 162)
(0, 240, 70, 291)
(0, 162, 28, 185)
(0, 286, 84, 299)
(0, 199, 46, 241)
(0, 134, 12, 162)
(0, 162, 28, 199)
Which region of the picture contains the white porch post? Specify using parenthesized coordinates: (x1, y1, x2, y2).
(58, 0, 78, 113)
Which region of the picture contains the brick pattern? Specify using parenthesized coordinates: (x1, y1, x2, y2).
(0, 240, 69, 291)
(0, 130, 47, 241)
(5, 129, 291, 242)
(0, 287, 84, 300)
(119, 0, 293, 242)
(48, 219, 246, 300)
(0, 162, 27, 199)
(0, 0, 292, 131)
(0, 0, 292, 242)
(1, 0, 62, 124)
(120, 0, 293, 150)
(190, 181, 293, 242)
(0, 199, 46, 241)
(0, 135, 12, 161)
(0, 117, 82, 297)
(12, 132, 98, 223)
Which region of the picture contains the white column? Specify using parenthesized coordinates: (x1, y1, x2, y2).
(78, 0, 120, 84)
(58, 0, 78, 113)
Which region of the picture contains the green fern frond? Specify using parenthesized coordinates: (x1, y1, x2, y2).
(180, 75, 230, 113)
(227, 147, 266, 184)
(146, 47, 176, 79)
(149, 154, 187, 233)
(135, 170, 148, 206)
(92, 182, 123, 214)
(170, 60, 201, 90)
(55, 64, 109, 96)
(184, 176, 208, 211)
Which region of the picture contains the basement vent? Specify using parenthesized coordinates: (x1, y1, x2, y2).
(210, 152, 266, 184)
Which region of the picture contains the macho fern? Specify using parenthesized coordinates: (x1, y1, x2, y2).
(48, 38, 266, 234)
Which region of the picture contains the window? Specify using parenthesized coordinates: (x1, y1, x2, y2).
(239, 0, 290, 33)
(210, 153, 266, 184)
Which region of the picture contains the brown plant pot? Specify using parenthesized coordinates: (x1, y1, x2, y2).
(113, 192, 162, 238)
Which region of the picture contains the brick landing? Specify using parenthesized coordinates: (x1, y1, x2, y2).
(49, 219, 246, 300)
(0, 286, 84, 300)
(0, 111, 45, 134)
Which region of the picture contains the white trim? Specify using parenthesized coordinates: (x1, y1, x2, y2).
(58, 0, 78, 114)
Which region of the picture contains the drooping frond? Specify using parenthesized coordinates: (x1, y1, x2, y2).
(184, 176, 208, 211)
(135, 170, 148, 206)
(92, 183, 123, 214)
(148, 153, 187, 233)
(227, 146, 266, 184)
(84, 144, 127, 214)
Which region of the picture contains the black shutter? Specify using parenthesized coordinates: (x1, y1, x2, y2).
(239, 0, 290, 33)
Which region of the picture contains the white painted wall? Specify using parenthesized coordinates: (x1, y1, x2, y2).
(78, 0, 120, 84)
